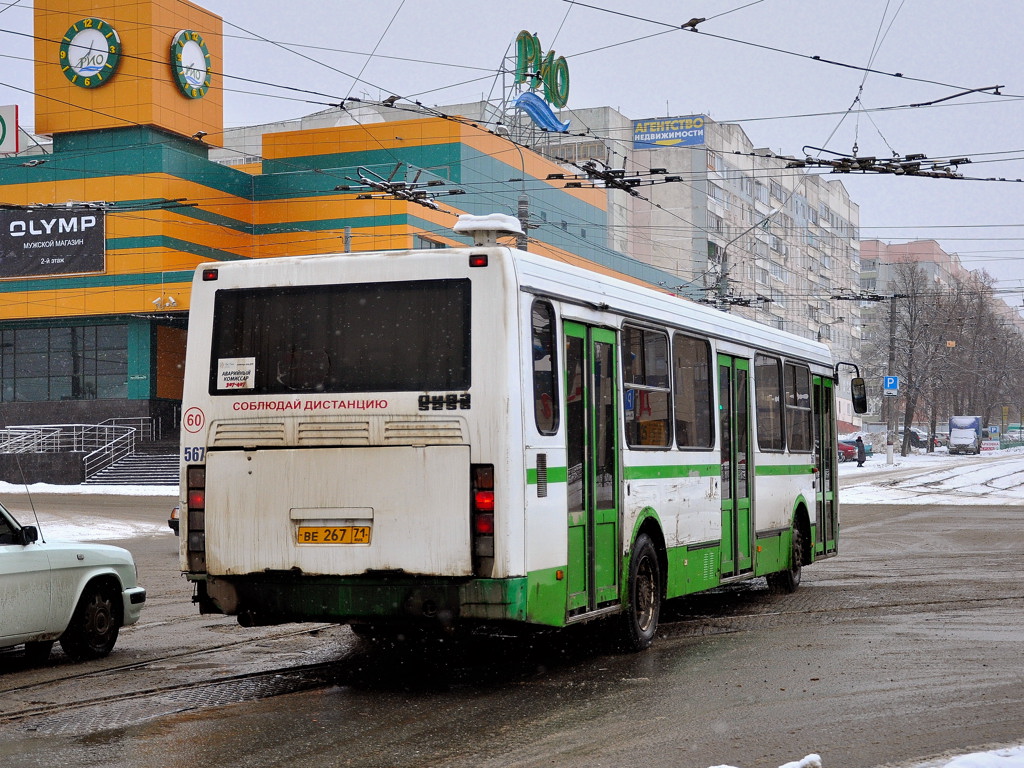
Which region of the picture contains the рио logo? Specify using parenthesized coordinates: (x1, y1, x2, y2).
(514, 30, 570, 109)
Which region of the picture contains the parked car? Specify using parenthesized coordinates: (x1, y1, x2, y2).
(838, 439, 872, 462)
(837, 442, 855, 462)
(0, 501, 146, 663)
(169, 504, 180, 536)
(899, 427, 940, 449)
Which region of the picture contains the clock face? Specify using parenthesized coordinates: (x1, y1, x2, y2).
(59, 18, 121, 88)
(171, 30, 212, 99)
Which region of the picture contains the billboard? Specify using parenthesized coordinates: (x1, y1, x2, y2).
(633, 115, 706, 149)
(0, 208, 106, 279)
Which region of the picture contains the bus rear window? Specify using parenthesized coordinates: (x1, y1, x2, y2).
(209, 279, 470, 394)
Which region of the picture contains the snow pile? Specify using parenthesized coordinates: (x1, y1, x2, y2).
(713, 754, 821, 768)
(937, 746, 1024, 768)
(0, 481, 177, 496)
(713, 747, 1024, 768)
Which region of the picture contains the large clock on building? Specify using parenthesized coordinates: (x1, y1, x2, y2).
(58, 18, 121, 88)
(171, 30, 212, 99)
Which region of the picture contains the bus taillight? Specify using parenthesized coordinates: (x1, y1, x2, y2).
(474, 511, 495, 535)
(185, 464, 207, 573)
(471, 464, 494, 576)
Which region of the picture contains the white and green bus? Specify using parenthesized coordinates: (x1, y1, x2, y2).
(179, 214, 866, 650)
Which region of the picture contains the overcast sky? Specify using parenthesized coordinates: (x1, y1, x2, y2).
(3, 0, 1023, 310)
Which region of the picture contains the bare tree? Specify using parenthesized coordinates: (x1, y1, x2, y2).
(864, 264, 1024, 456)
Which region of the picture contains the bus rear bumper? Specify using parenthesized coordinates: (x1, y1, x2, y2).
(191, 573, 533, 628)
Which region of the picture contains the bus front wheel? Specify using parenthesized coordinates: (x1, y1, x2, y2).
(618, 533, 662, 652)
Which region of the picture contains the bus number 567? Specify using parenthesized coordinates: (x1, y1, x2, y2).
(183, 446, 206, 462)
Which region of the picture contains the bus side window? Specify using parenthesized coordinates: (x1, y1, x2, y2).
(784, 362, 813, 453)
(531, 301, 559, 435)
(754, 353, 785, 451)
(621, 325, 672, 448)
(672, 332, 714, 448)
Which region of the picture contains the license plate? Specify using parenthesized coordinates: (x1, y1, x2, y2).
(296, 525, 371, 545)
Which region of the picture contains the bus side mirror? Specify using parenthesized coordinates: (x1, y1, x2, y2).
(851, 377, 868, 414)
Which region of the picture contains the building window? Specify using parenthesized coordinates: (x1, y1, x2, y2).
(414, 235, 445, 249)
(547, 140, 608, 165)
(0, 325, 128, 402)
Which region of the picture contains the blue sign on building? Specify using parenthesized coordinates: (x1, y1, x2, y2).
(632, 115, 706, 149)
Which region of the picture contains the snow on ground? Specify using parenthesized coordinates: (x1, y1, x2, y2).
(838, 445, 1024, 506)
(25, 515, 169, 542)
(739, 448, 1024, 768)
(2, 453, 1022, 767)
(0, 480, 176, 541)
(0, 481, 177, 497)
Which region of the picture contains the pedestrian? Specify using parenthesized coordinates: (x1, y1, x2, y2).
(855, 436, 866, 467)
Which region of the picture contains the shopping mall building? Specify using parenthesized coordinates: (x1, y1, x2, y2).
(1, 0, 696, 437)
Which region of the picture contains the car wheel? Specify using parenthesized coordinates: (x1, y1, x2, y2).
(59, 581, 121, 661)
(767, 524, 803, 594)
(23, 640, 54, 665)
(617, 533, 661, 652)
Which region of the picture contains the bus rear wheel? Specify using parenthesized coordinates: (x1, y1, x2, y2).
(767, 524, 803, 594)
(618, 533, 661, 652)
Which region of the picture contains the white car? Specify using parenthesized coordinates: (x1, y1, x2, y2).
(0, 501, 146, 663)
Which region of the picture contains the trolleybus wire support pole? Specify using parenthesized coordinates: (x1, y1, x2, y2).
(886, 294, 898, 465)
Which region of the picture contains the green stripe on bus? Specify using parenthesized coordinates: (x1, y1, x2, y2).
(526, 466, 568, 485)
(755, 464, 815, 476)
(526, 463, 812, 483)
(624, 464, 720, 480)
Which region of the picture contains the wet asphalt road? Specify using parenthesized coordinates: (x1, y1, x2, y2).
(0, 493, 1022, 768)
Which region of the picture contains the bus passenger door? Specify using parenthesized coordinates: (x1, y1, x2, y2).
(564, 322, 620, 616)
(813, 376, 838, 555)
(719, 354, 753, 578)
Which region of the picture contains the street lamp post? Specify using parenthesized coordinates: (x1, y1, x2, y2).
(715, 206, 782, 309)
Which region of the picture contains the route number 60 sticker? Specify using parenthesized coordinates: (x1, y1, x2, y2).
(183, 407, 205, 433)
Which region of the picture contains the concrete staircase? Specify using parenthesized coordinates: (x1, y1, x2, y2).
(83, 441, 179, 486)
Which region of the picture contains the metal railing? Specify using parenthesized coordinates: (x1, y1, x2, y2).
(0, 420, 161, 479)
(104, 417, 161, 442)
(83, 428, 136, 479)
